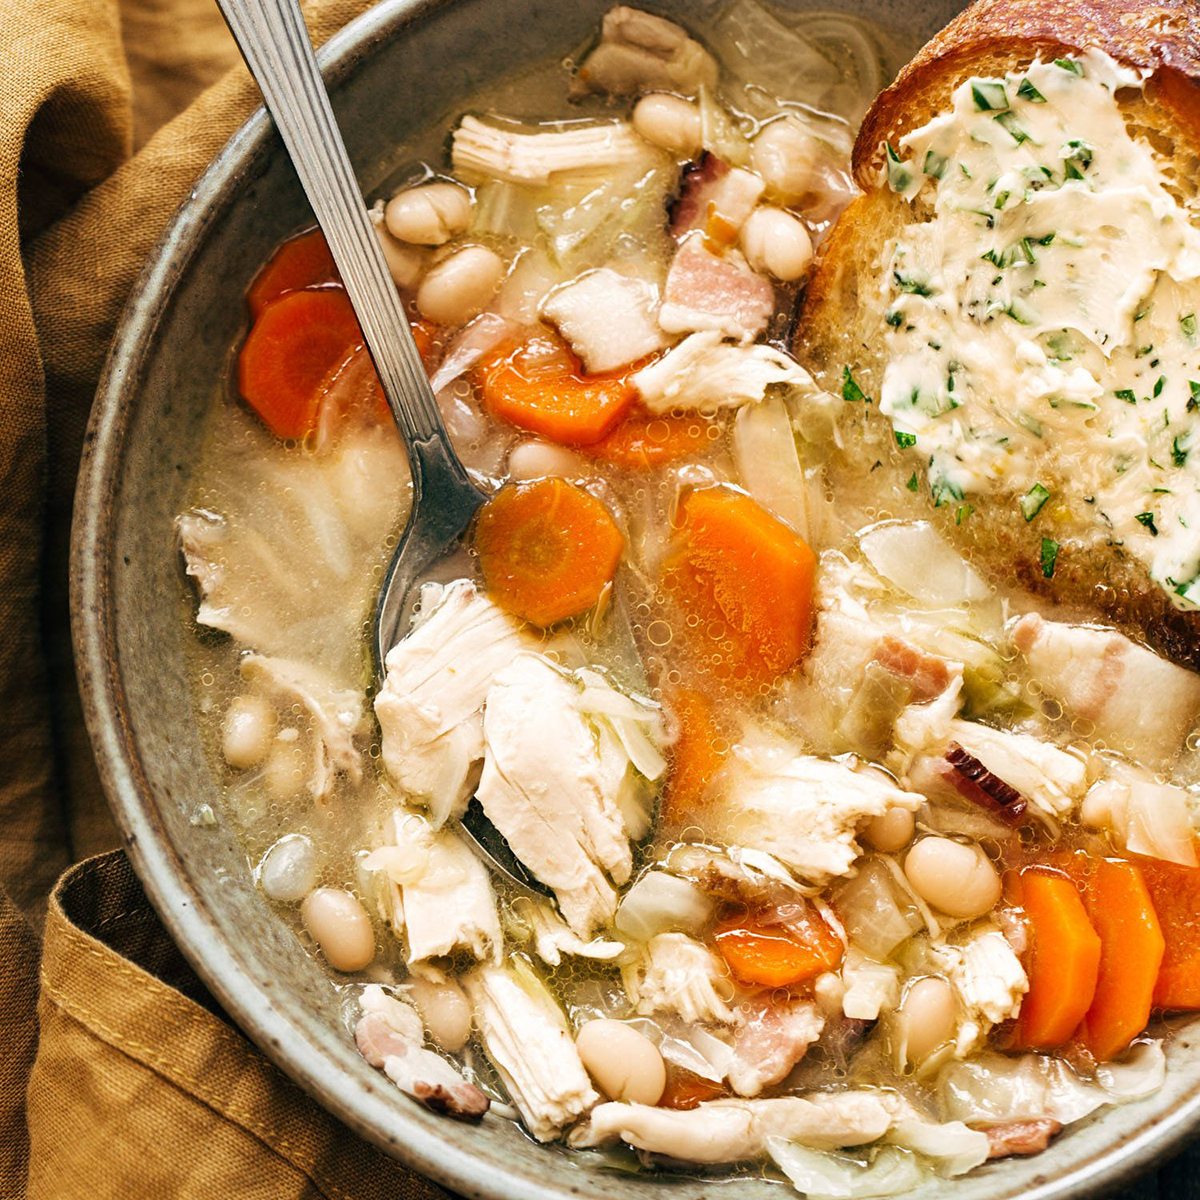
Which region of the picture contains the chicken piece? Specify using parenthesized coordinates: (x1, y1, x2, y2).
(658, 234, 774, 342)
(709, 738, 925, 883)
(540, 268, 667, 373)
(513, 897, 624, 967)
(1082, 759, 1198, 867)
(983, 1118, 1063, 1159)
(354, 985, 489, 1119)
(726, 997, 824, 1097)
(477, 653, 634, 937)
(369, 809, 502, 976)
(1012, 613, 1200, 764)
(464, 964, 598, 1141)
(238, 654, 363, 800)
(375, 580, 530, 825)
(926, 926, 1028, 1054)
(568, 1091, 894, 1162)
(670, 155, 766, 240)
(451, 115, 650, 186)
(622, 932, 737, 1025)
(890, 678, 965, 769)
(632, 330, 811, 414)
(912, 715, 1094, 820)
(572, 6, 718, 98)
(839, 948, 900, 1022)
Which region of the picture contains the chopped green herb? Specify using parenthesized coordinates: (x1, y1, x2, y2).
(1153, 375, 1167, 398)
(1001, 238, 1037, 267)
(960, 162, 973, 179)
(930, 473, 964, 508)
(994, 190, 1011, 210)
(1135, 512, 1159, 536)
(1113, 389, 1137, 404)
(1019, 482, 1051, 521)
(923, 150, 948, 179)
(1062, 139, 1094, 180)
(1182, 313, 1197, 343)
(1136, 344, 1154, 357)
(906, 472, 919, 492)
(1173, 436, 1190, 467)
(885, 142, 913, 192)
(956, 504, 974, 525)
(1055, 58, 1084, 76)
(894, 429, 917, 448)
(893, 271, 933, 297)
(972, 80, 1010, 111)
(885, 308, 903, 328)
(995, 111, 1031, 144)
(1017, 77, 1047, 103)
(1004, 297, 1038, 325)
(841, 365, 867, 404)
(1190, 380, 1200, 412)
(1040, 537, 1059, 577)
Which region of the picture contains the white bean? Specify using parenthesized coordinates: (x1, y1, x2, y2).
(301, 887, 375, 972)
(259, 835, 317, 903)
(507, 439, 588, 480)
(575, 1019, 665, 1105)
(407, 977, 473, 1052)
(897, 976, 958, 1064)
(862, 807, 915, 854)
(632, 94, 702, 156)
(903, 837, 1001, 918)
(750, 118, 820, 202)
(739, 207, 813, 282)
(385, 182, 473, 246)
(221, 694, 275, 770)
(369, 205, 423, 287)
(416, 246, 504, 326)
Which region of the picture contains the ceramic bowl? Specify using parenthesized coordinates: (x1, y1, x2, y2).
(70, 1, 1200, 1196)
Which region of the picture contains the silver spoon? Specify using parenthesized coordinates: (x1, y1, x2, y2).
(217, 0, 549, 895)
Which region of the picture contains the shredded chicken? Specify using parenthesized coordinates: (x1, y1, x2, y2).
(568, 1092, 895, 1162)
(355, 985, 489, 1118)
(727, 998, 824, 1097)
(477, 653, 634, 937)
(709, 738, 925, 882)
(238, 654, 363, 800)
(368, 810, 502, 977)
(839, 948, 901, 1021)
(572, 6, 718, 98)
(451, 115, 651, 185)
(927, 926, 1028, 1054)
(464, 964, 598, 1141)
(540, 268, 667, 372)
(1013, 613, 1200, 764)
(658, 234, 775, 341)
(512, 897, 624, 967)
(632, 330, 811, 413)
(375, 580, 530, 825)
(622, 932, 737, 1025)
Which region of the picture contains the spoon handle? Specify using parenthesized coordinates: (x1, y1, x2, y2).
(216, 0, 443, 442)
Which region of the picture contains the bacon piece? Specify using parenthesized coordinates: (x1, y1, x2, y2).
(669, 154, 765, 241)
(982, 1118, 1063, 1159)
(659, 234, 775, 342)
(875, 637, 953, 702)
(942, 743, 1028, 824)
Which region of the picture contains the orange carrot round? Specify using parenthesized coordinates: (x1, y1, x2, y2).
(238, 289, 364, 439)
(662, 686, 727, 822)
(476, 334, 637, 446)
(1131, 850, 1200, 1011)
(247, 228, 339, 318)
(714, 907, 843, 988)
(474, 478, 624, 627)
(1078, 859, 1165, 1061)
(584, 409, 716, 469)
(662, 486, 817, 689)
(1014, 869, 1101, 1050)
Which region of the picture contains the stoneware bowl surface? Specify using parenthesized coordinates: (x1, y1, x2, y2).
(70, 1, 1200, 1197)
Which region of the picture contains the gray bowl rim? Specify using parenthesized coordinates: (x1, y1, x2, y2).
(69, 1, 1200, 1196)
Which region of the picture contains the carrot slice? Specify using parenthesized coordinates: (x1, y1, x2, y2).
(658, 1068, 726, 1110)
(584, 409, 716, 469)
(247, 228, 339, 318)
(474, 478, 624, 627)
(662, 686, 727, 822)
(1078, 859, 1165, 1061)
(476, 334, 637, 446)
(1131, 851, 1200, 1010)
(714, 906, 844, 988)
(662, 487, 817, 689)
(238, 289, 364, 439)
(1013, 869, 1102, 1050)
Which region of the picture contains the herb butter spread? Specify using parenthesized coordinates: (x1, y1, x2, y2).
(882, 51, 1200, 607)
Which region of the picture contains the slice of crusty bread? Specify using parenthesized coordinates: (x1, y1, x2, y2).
(796, 0, 1200, 667)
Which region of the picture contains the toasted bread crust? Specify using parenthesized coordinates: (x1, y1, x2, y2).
(853, 0, 1200, 184)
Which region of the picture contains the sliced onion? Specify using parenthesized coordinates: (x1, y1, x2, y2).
(833, 858, 921, 960)
(428, 312, 515, 393)
(767, 1140, 925, 1199)
(615, 871, 716, 942)
(1096, 1041, 1166, 1099)
(887, 1120, 989, 1178)
(733, 393, 809, 538)
(698, 86, 751, 167)
(860, 521, 992, 607)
